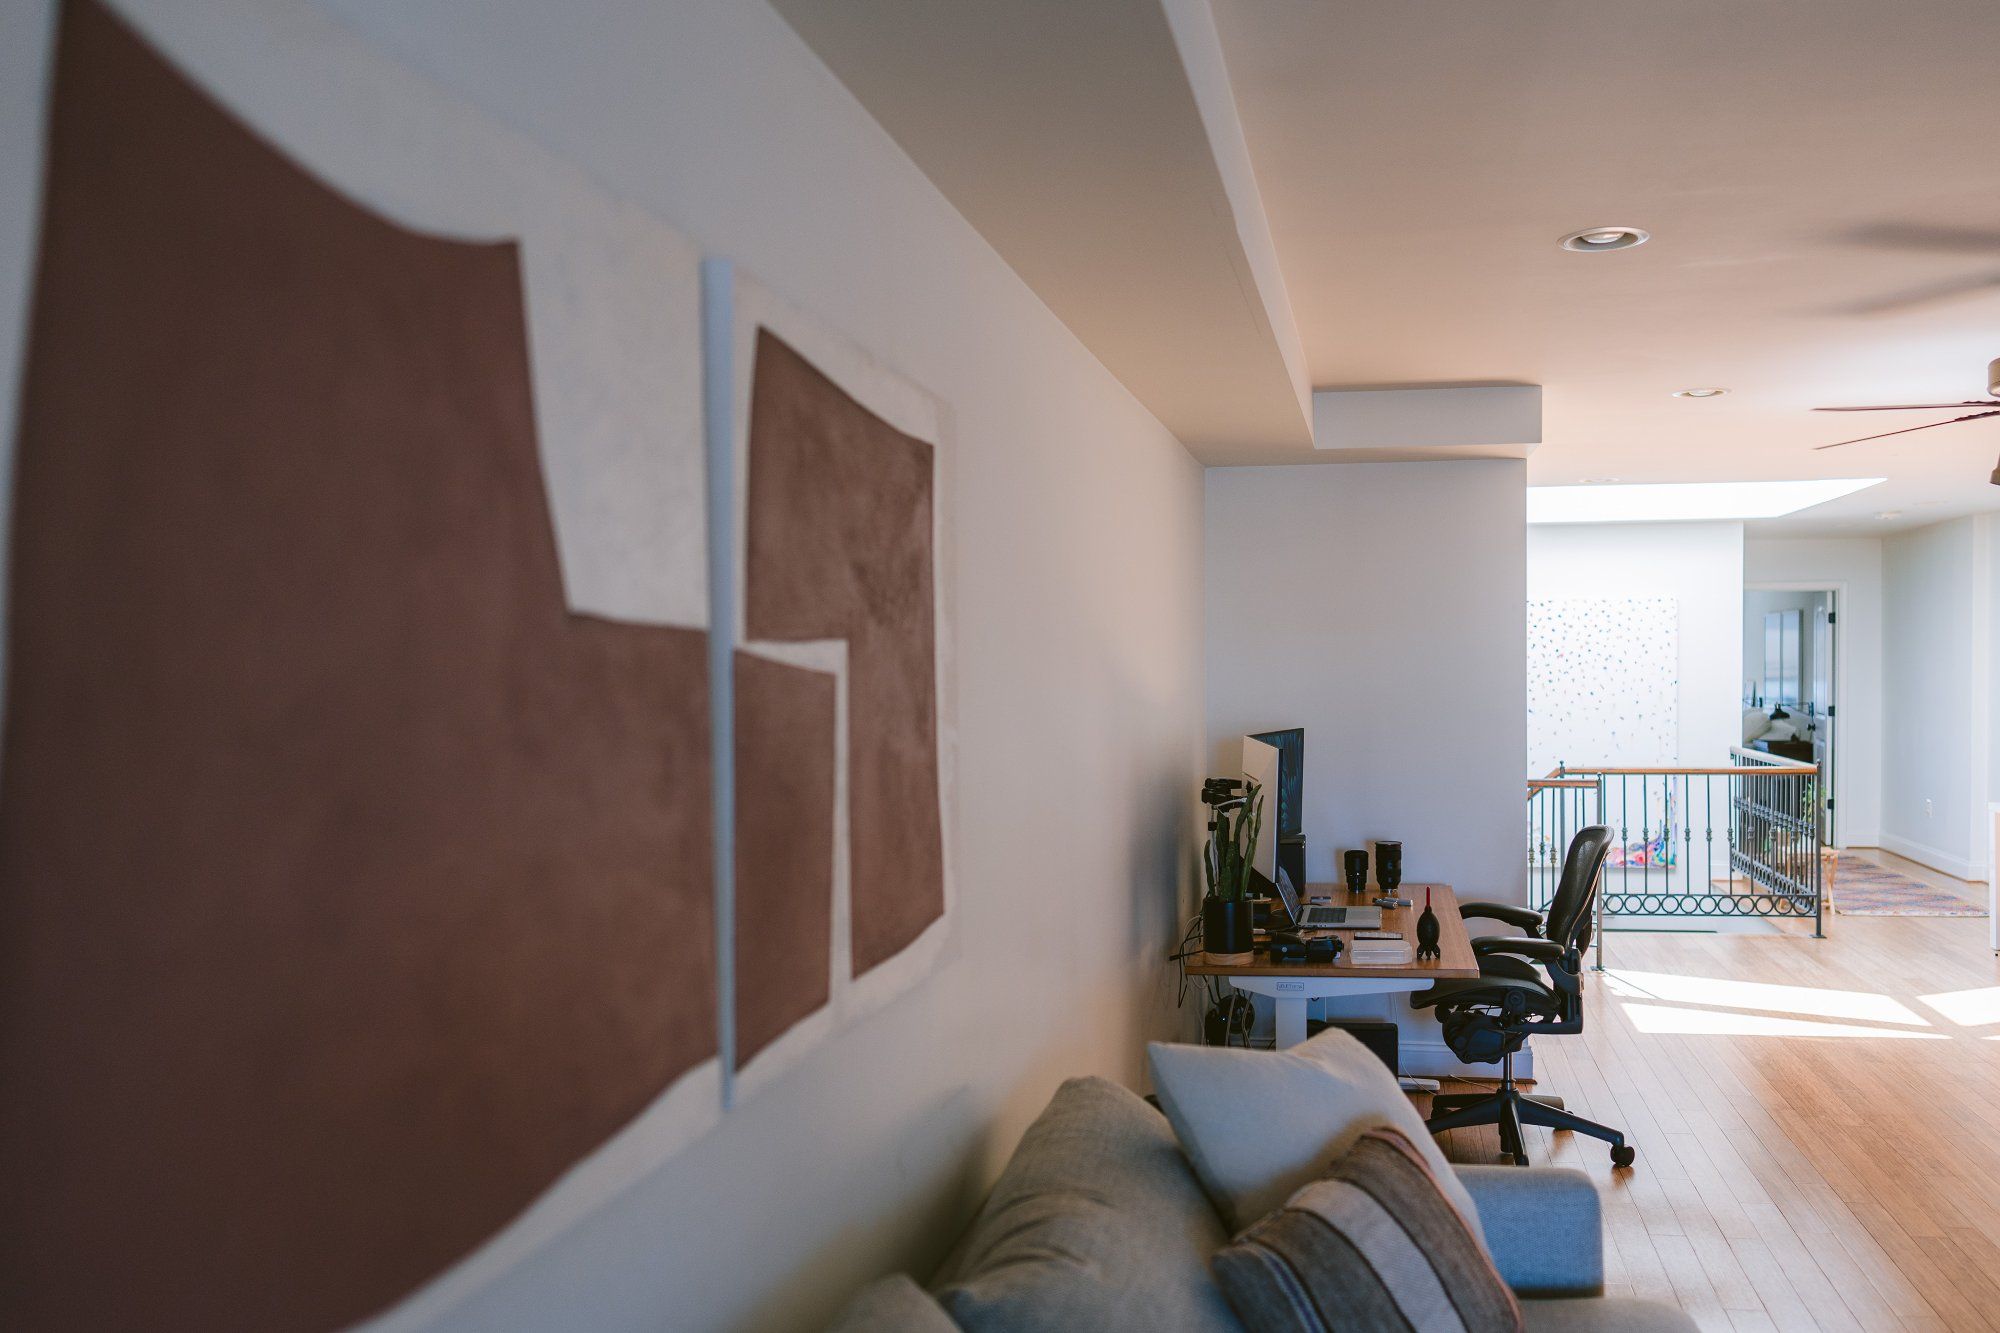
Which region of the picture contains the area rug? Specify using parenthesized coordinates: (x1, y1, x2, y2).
(1830, 854, 1987, 917)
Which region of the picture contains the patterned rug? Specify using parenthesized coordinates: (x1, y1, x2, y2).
(1830, 853, 1987, 917)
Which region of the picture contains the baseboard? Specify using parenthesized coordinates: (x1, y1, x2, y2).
(1876, 833, 1987, 883)
(1399, 1038, 1533, 1082)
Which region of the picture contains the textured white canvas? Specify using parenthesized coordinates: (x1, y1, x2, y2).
(1527, 597, 1680, 774)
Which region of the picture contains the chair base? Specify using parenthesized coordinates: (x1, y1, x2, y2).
(1426, 1084, 1632, 1168)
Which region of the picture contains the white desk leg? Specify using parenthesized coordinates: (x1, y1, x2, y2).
(1226, 976, 1429, 1052)
(1273, 995, 1311, 1050)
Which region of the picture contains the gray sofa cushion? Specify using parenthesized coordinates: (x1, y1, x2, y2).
(1455, 1165, 1603, 1297)
(822, 1275, 958, 1332)
(935, 1075, 1243, 1333)
(1521, 1297, 1700, 1332)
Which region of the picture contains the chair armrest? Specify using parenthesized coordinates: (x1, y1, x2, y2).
(1473, 937, 1566, 964)
(1458, 901, 1545, 933)
(1453, 1166, 1603, 1298)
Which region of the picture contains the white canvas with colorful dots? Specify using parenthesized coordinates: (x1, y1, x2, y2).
(1527, 597, 1679, 774)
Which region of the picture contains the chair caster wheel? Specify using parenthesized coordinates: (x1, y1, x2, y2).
(1611, 1144, 1636, 1168)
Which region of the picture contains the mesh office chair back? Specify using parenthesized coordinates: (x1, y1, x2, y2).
(1543, 824, 1613, 953)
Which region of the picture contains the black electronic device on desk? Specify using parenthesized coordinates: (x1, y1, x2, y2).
(1266, 931, 1342, 965)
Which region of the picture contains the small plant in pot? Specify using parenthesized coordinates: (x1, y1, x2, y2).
(1200, 776, 1263, 963)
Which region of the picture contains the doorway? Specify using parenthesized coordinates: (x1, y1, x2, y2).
(1743, 585, 1837, 846)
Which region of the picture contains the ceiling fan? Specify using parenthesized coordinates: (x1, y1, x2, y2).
(1814, 356, 2000, 485)
(1838, 223, 2000, 317)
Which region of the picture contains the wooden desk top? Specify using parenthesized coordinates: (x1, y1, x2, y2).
(1183, 882, 1481, 980)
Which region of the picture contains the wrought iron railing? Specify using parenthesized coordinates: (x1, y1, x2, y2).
(1526, 752, 1824, 958)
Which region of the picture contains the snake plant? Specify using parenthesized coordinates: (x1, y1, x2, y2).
(1203, 781, 1264, 904)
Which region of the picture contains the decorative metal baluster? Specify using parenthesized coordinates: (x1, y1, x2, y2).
(1704, 774, 1715, 913)
(1593, 772, 1607, 972)
(1619, 774, 1630, 919)
(1682, 773, 1693, 909)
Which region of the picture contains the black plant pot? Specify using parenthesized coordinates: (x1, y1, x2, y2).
(1203, 897, 1256, 960)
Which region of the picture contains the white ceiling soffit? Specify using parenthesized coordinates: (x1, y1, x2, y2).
(770, 0, 1313, 462)
(1314, 385, 1541, 461)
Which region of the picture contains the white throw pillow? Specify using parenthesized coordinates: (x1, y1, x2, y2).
(1147, 1028, 1484, 1241)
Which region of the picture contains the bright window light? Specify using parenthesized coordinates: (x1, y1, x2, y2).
(1618, 1003, 1945, 1039)
(1604, 969, 1926, 1025)
(1527, 478, 1885, 524)
(1919, 986, 2000, 1027)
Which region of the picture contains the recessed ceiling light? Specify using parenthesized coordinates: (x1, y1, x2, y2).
(1876, 510, 1902, 520)
(1526, 478, 1885, 524)
(1559, 225, 1649, 253)
(1672, 387, 1728, 399)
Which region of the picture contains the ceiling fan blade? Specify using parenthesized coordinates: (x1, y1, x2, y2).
(1814, 402, 1999, 412)
(1835, 271, 2000, 317)
(1815, 409, 2000, 450)
(1844, 222, 2000, 254)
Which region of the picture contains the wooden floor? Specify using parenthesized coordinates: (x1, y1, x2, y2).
(1426, 851, 2000, 1333)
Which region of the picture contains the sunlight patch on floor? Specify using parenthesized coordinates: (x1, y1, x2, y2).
(1922, 986, 2000, 1026)
(1603, 968, 1928, 1024)
(1617, 1002, 1947, 1039)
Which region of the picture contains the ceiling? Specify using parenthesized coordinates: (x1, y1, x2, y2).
(777, 0, 2000, 535)
(769, 0, 1313, 459)
(1212, 0, 2000, 535)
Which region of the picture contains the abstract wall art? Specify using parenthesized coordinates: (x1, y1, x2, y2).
(0, 3, 715, 1329)
(710, 266, 956, 1097)
(1526, 596, 1680, 774)
(1, 2, 964, 1328)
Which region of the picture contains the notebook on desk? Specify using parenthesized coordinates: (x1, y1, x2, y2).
(1272, 868, 1382, 931)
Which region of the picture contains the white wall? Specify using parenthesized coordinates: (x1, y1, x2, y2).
(1204, 461, 1526, 1076)
(1882, 518, 1988, 878)
(1526, 522, 1744, 769)
(4, 3, 1208, 1330)
(1744, 537, 1884, 848)
(1205, 461, 1527, 897)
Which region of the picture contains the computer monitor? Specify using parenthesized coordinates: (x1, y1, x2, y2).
(1243, 729, 1303, 895)
(1248, 727, 1304, 839)
(1241, 735, 1281, 892)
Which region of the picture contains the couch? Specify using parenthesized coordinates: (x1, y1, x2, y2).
(824, 1076, 1693, 1331)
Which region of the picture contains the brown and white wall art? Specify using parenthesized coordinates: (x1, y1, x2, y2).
(0, 1, 717, 1330)
(0, 0, 958, 1328)
(714, 267, 958, 1100)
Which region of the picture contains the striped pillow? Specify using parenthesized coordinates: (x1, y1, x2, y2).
(1211, 1127, 1523, 1333)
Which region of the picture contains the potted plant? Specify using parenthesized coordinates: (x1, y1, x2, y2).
(1201, 777, 1263, 962)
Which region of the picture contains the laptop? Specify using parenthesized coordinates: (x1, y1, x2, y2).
(1272, 868, 1382, 931)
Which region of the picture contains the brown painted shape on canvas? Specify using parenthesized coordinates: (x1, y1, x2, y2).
(0, 4, 713, 1330)
(744, 330, 943, 977)
(733, 651, 836, 1066)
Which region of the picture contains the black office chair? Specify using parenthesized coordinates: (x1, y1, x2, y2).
(1412, 825, 1634, 1168)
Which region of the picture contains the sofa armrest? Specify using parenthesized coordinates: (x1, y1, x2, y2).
(822, 1275, 960, 1332)
(1453, 1166, 1603, 1298)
